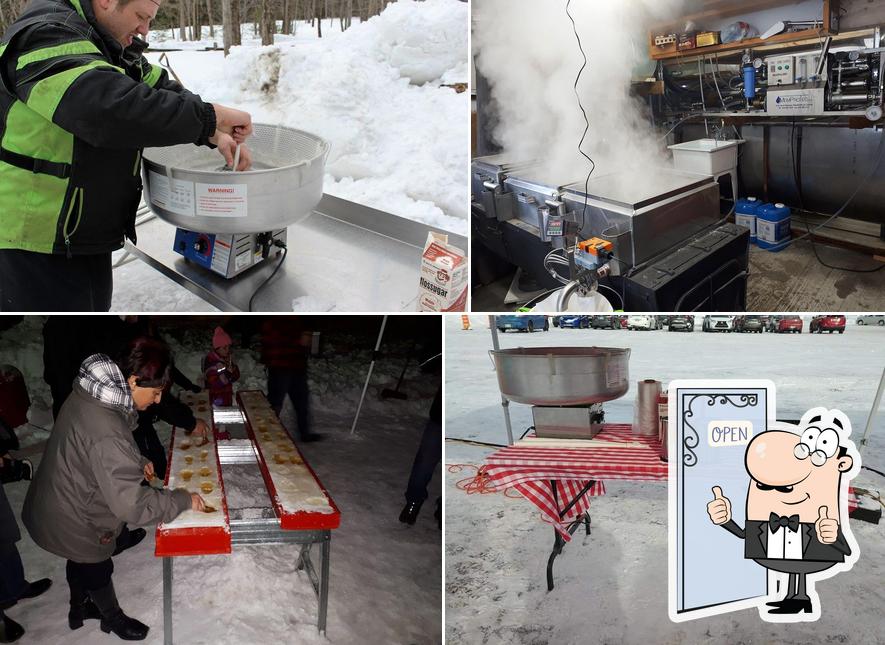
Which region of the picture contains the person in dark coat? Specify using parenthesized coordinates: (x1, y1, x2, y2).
(260, 317, 318, 441)
(399, 334, 442, 527)
(0, 419, 51, 643)
(23, 338, 205, 641)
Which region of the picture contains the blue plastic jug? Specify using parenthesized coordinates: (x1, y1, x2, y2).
(756, 202, 791, 251)
(734, 196, 760, 243)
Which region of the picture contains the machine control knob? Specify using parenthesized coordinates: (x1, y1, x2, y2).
(193, 237, 210, 254)
(865, 105, 883, 122)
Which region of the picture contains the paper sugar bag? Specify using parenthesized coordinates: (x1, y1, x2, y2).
(417, 232, 467, 311)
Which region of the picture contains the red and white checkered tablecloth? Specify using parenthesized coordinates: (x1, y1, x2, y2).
(483, 424, 668, 540)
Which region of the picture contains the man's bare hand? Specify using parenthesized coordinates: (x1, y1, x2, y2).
(208, 131, 252, 170)
(212, 104, 252, 140)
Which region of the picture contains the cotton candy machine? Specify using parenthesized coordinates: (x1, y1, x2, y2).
(142, 124, 329, 278)
(489, 346, 630, 439)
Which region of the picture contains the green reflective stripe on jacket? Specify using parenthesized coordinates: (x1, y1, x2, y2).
(0, 164, 69, 253)
(69, 0, 86, 20)
(16, 40, 101, 70)
(2, 100, 73, 163)
(26, 59, 124, 122)
(143, 63, 163, 87)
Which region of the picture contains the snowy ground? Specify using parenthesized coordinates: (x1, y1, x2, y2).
(110, 1, 467, 312)
(445, 316, 885, 644)
(1, 317, 441, 645)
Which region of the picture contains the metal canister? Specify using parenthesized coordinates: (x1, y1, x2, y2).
(658, 391, 669, 461)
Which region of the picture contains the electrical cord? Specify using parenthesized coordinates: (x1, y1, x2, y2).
(862, 465, 885, 479)
(565, 0, 596, 230)
(248, 239, 288, 311)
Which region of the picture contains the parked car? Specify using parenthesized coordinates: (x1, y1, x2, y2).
(702, 315, 734, 333)
(766, 316, 781, 333)
(618, 316, 629, 329)
(775, 316, 803, 334)
(495, 315, 549, 333)
(734, 315, 765, 333)
(668, 315, 694, 332)
(810, 315, 846, 334)
(590, 315, 619, 329)
(627, 315, 656, 330)
(559, 315, 592, 329)
(857, 315, 885, 326)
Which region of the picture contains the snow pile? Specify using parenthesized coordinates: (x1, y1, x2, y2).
(148, 0, 469, 235)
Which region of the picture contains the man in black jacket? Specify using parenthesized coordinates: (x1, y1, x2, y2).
(707, 409, 858, 618)
(0, 0, 254, 311)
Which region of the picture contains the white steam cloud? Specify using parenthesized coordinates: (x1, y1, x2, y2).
(474, 0, 687, 182)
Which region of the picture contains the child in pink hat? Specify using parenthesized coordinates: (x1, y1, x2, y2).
(203, 326, 240, 408)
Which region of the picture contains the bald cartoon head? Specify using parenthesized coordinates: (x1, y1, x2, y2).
(745, 409, 854, 523)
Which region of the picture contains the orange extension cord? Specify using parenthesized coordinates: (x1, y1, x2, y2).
(448, 464, 523, 498)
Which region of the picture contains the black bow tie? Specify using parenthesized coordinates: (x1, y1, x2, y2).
(769, 512, 800, 533)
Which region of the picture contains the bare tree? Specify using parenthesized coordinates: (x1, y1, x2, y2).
(221, 0, 232, 54)
(206, 0, 215, 39)
(259, 0, 273, 45)
(179, 0, 187, 40)
(231, 0, 242, 45)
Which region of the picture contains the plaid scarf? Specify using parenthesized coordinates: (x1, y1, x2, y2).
(76, 354, 135, 412)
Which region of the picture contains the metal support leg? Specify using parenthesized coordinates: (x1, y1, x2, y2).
(163, 557, 173, 645)
(545, 479, 596, 591)
(318, 531, 331, 633)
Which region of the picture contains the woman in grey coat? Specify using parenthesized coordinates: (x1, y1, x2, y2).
(22, 337, 205, 641)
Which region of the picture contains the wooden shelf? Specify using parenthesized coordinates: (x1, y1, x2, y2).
(652, 27, 822, 60)
(650, 0, 805, 33)
(649, 0, 843, 61)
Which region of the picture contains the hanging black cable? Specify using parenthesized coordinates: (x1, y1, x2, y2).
(565, 0, 595, 229)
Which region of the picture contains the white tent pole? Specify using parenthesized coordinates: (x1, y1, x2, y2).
(350, 315, 388, 435)
(860, 365, 885, 458)
(488, 316, 514, 445)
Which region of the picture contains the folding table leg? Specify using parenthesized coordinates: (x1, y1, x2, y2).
(318, 531, 331, 633)
(163, 556, 173, 645)
(545, 479, 597, 592)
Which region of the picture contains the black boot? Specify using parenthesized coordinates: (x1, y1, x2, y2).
(90, 582, 149, 641)
(68, 581, 101, 630)
(435, 498, 441, 530)
(0, 610, 24, 644)
(112, 527, 146, 556)
(17, 578, 51, 601)
(399, 501, 422, 525)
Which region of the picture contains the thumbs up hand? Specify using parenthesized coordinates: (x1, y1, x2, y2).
(707, 486, 731, 525)
(815, 506, 839, 544)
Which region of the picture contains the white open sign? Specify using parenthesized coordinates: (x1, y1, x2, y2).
(707, 420, 753, 447)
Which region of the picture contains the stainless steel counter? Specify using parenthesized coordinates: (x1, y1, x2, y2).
(125, 194, 467, 312)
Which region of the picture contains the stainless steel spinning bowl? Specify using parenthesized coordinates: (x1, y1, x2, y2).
(489, 346, 631, 406)
(141, 124, 330, 233)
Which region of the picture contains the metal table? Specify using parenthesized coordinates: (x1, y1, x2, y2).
(161, 416, 333, 644)
(125, 194, 467, 311)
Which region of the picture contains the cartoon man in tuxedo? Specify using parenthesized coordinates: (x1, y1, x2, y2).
(706, 408, 860, 620)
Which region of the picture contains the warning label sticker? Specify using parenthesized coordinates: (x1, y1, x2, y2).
(195, 183, 248, 218)
(148, 171, 195, 216)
